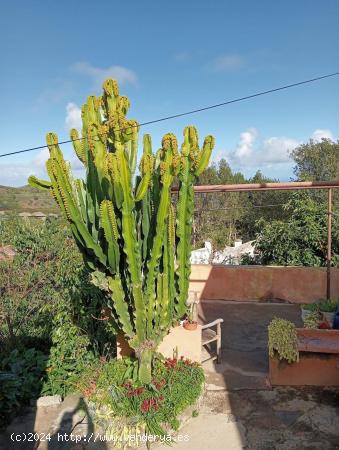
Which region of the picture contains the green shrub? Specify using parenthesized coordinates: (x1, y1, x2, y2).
(0, 217, 84, 351)
(0, 217, 115, 420)
(255, 193, 338, 267)
(41, 297, 115, 397)
(0, 348, 47, 428)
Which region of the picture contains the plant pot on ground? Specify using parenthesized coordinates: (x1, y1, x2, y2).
(183, 321, 198, 330)
(183, 302, 198, 330)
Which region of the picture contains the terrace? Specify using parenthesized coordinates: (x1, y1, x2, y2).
(1, 182, 338, 450)
(1, 302, 338, 449)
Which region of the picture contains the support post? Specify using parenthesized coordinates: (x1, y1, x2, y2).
(327, 188, 332, 300)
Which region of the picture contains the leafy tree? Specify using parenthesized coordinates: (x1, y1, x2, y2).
(239, 170, 292, 242)
(254, 192, 338, 267)
(194, 159, 246, 249)
(194, 161, 289, 249)
(291, 138, 339, 181)
(290, 138, 339, 213)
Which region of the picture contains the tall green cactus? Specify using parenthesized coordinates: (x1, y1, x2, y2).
(28, 79, 214, 384)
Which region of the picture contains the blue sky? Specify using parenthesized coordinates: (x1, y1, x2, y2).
(1, 0, 339, 186)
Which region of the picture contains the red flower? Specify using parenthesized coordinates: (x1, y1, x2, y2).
(141, 396, 162, 413)
(164, 358, 178, 369)
(141, 399, 151, 412)
(154, 378, 166, 390)
(126, 386, 145, 397)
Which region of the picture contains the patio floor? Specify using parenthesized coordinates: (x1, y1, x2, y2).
(198, 300, 303, 390)
(158, 386, 339, 449)
(1, 301, 338, 450)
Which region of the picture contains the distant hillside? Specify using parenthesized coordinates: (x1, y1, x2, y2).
(0, 185, 59, 214)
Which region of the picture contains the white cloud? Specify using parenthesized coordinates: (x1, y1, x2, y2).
(71, 62, 137, 89)
(260, 136, 300, 164)
(65, 102, 82, 130)
(0, 144, 86, 187)
(33, 148, 50, 168)
(227, 128, 300, 169)
(311, 128, 333, 142)
(211, 54, 245, 72)
(234, 128, 257, 159)
(0, 164, 36, 187)
(225, 126, 336, 172)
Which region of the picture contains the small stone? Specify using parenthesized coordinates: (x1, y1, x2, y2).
(36, 395, 62, 406)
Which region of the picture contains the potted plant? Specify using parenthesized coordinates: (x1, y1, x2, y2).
(301, 299, 337, 328)
(301, 303, 318, 322)
(318, 299, 337, 327)
(303, 310, 321, 329)
(183, 303, 198, 330)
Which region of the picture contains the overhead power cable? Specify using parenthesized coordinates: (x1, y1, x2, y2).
(1, 70, 339, 159)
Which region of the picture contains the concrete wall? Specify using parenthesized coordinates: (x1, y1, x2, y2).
(189, 265, 339, 304)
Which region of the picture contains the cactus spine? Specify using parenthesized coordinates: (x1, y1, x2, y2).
(28, 79, 214, 384)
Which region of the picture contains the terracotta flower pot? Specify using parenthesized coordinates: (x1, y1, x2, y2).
(183, 321, 198, 331)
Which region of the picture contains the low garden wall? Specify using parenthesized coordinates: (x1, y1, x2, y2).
(189, 265, 339, 304)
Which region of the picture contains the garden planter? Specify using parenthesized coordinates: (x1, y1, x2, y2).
(296, 328, 339, 353)
(117, 324, 202, 363)
(269, 328, 339, 386)
(183, 320, 198, 331)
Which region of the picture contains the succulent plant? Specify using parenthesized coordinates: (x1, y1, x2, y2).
(268, 318, 299, 363)
(28, 79, 215, 383)
(303, 311, 320, 329)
